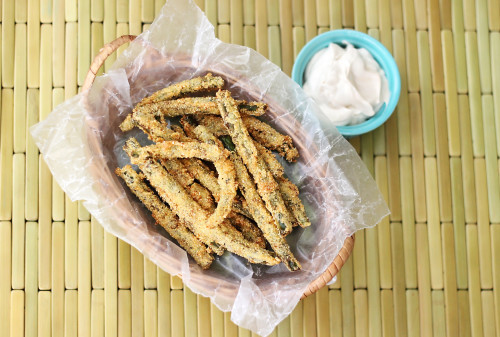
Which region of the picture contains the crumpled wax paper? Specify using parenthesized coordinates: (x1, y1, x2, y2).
(30, 0, 389, 335)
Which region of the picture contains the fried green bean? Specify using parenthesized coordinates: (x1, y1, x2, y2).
(193, 125, 300, 262)
(163, 159, 216, 212)
(253, 140, 284, 178)
(179, 158, 253, 219)
(119, 107, 182, 142)
(242, 116, 299, 162)
(231, 153, 300, 271)
(171, 124, 188, 136)
(139, 97, 267, 117)
(138, 73, 225, 106)
(192, 115, 229, 137)
(217, 90, 297, 235)
(140, 141, 237, 229)
(115, 165, 214, 269)
(179, 116, 199, 139)
(161, 159, 195, 186)
(123, 138, 224, 255)
(193, 115, 299, 162)
(119, 114, 136, 132)
(276, 176, 311, 228)
(229, 213, 266, 249)
(124, 139, 279, 265)
(165, 157, 263, 247)
(201, 123, 309, 230)
(251, 141, 309, 228)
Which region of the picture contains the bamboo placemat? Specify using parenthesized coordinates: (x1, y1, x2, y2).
(1, 0, 499, 336)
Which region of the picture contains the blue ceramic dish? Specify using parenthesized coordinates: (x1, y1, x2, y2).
(292, 29, 401, 137)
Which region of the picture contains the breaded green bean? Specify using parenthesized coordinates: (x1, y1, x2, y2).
(201, 123, 309, 230)
(241, 116, 299, 162)
(179, 116, 199, 139)
(229, 213, 266, 249)
(177, 123, 254, 219)
(124, 140, 279, 265)
(120, 107, 182, 142)
(138, 73, 225, 106)
(193, 115, 299, 162)
(165, 158, 263, 247)
(217, 90, 297, 235)
(253, 140, 284, 178)
(178, 158, 252, 219)
(161, 159, 195, 188)
(164, 159, 217, 212)
(231, 153, 300, 271)
(123, 138, 224, 255)
(119, 114, 136, 132)
(252, 141, 309, 227)
(275, 176, 311, 228)
(142, 141, 227, 162)
(192, 115, 228, 137)
(140, 141, 237, 229)
(140, 97, 267, 117)
(171, 124, 188, 136)
(115, 165, 214, 269)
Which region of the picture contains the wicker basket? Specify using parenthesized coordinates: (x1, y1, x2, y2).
(82, 35, 355, 300)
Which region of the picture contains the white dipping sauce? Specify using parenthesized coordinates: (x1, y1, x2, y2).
(303, 42, 390, 126)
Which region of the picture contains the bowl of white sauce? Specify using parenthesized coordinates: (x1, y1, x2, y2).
(292, 29, 401, 137)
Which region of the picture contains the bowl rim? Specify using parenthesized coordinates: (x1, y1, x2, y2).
(291, 29, 401, 137)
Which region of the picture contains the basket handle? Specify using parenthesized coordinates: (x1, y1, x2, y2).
(82, 35, 137, 92)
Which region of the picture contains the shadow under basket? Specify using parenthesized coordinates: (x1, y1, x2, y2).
(82, 34, 355, 300)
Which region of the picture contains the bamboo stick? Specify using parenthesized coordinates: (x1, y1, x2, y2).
(424, 158, 444, 289)
(104, 231, 118, 337)
(10, 290, 24, 337)
(78, 221, 92, 337)
(474, 159, 493, 289)
(399, 157, 418, 288)
(0, 89, 13, 220)
(118, 290, 132, 337)
(91, 217, 105, 289)
(466, 225, 484, 337)
(11, 153, 25, 289)
(144, 290, 158, 337)
(118, 239, 131, 289)
(65, 197, 78, 289)
(157, 268, 171, 337)
(91, 290, 105, 337)
(391, 223, 409, 337)
(354, 289, 368, 337)
(27, 0, 40, 87)
(2, 0, 14, 87)
(408, 93, 427, 223)
(0, 222, 11, 337)
(25, 221, 38, 337)
(458, 94, 477, 224)
(416, 224, 432, 337)
(465, 32, 485, 156)
(64, 290, 78, 337)
(406, 290, 420, 337)
(131, 247, 144, 336)
(13, 24, 27, 153)
(38, 291, 51, 337)
(172, 290, 185, 336)
(375, 157, 393, 289)
(52, 222, 64, 337)
(417, 31, 436, 156)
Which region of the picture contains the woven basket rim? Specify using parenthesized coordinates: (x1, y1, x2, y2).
(82, 34, 355, 299)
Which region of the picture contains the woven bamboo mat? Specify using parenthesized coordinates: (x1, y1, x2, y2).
(1, 0, 499, 336)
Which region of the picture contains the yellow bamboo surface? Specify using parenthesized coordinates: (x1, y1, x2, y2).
(1, 0, 499, 336)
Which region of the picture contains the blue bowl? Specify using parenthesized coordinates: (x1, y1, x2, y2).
(291, 29, 401, 137)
